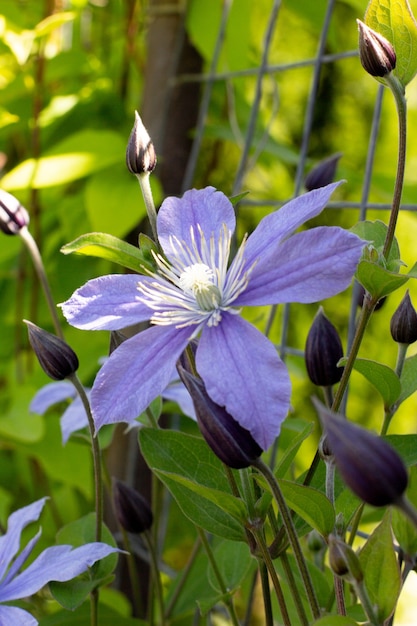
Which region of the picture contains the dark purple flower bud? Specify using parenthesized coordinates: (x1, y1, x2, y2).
(314, 399, 408, 507)
(305, 308, 344, 386)
(126, 111, 156, 176)
(390, 290, 417, 345)
(113, 479, 153, 534)
(304, 153, 342, 192)
(328, 534, 363, 582)
(177, 364, 263, 469)
(25, 320, 79, 380)
(357, 20, 396, 78)
(0, 189, 30, 235)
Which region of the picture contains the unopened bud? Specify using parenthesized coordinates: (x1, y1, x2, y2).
(328, 534, 363, 582)
(0, 189, 30, 235)
(113, 479, 153, 534)
(25, 320, 79, 380)
(357, 20, 396, 77)
(304, 153, 342, 192)
(390, 290, 417, 345)
(177, 364, 263, 469)
(126, 111, 156, 175)
(314, 399, 408, 507)
(305, 308, 344, 386)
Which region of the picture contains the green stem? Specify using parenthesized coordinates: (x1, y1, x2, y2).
(252, 458, 321, 620)
(19, 226, 64, 340)
(197, 527, 241, 626)
(258, 562, 275, 626)
(281, 552, 309, 626)
(137, 172, 159, 246)
(120, 526, 144, 617)
(164, 537, 202, 619)
(353, 578, 381, 626)
(252, 527, 292, 626)
(382, 74, 407, 261)
(381, 342, 408, 435)
(396, 495, 417, 529)
(143, 529, 166, 626)
(69, 374, 103, 542)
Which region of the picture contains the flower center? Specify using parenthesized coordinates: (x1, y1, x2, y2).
(178, 263, 222, 311)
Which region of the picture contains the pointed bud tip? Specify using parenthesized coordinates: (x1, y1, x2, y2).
(390, 290, 417, 345)
(304, 153, 342, 192)
(357, 20, 396, 78)
(314, 399, 408, 507)
(25, 320, 79, 380)
(113, 479, 153, 534)
(0, 190, 30, 235)
(177, 364, 263, 469)
(305, 308, 344, 387)
(126, 111, 157, 176)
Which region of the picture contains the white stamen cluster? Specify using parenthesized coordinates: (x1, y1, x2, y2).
(137, 223, 255, 330)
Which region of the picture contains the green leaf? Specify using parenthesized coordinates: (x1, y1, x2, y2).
(278, 479, 335, 537)
(385, 433, 417, 465)
(365, 0, 417, 87)
(275, 420, 314, 479)
(392, 466, 417, 554)
(139, 429, 247, 541)
(398, 353, 417, 404)
(39, 602, 146, 625)
(207, 540, 254, 593)
(340, 357, 401, 407)
(351, 220, 400, 266)
(359, 511, 401, 623)
(51, 515, 119, 610)
(61, 232, 154, 273)
(312, 617, 360, 626)
(2, 130, 126, 190)
(356, 259, 409, 299)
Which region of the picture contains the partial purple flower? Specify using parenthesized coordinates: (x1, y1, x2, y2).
(0, 498, 119, 626)
(60, 184, 364, 450)
(30, 375, 196, 445)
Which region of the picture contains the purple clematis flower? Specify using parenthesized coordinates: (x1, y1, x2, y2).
(0, 498, 120, 626)
(30, 376, 196, 445)
(60, 183, 364, 450)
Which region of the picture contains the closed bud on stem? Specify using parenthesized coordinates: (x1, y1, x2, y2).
(25, 320, 79, 380)
(177, 363, 263, 469)
(113, 479, 153, 534)
(126, 111, 157, 176)
(314, 399, 408, 507)
(390, 290, 417, 345)
(357, 20, 396, 78)
(328, 534, 363, 582)
(305, 308, 344, 386)
(304, 153, 342, 192)
(0, 189, 30, 235)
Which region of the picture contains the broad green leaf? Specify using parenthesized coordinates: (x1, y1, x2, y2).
(398, 353, 417, 404)
(51, 515, 119, 610)
(2, 130, 126, 190)
(39, 603, 146, 625)
(277, 479, 335, 537)
(61, 232, 154, 273)
(313, 617, 360, 626)
(359, 511, 401, 622)
(356, 259, 409, 299)
(385, 433, 417, 465)
(351, 220, 400, 266)
(392, 466, 417, 554)
(207, 540, 254, 593)
(34, 12, 75, 38)
(139, 429, 246, 541)
(365, 0, 417, 86)
(275, 420, 314, 479)
(340, 357, 401, 407)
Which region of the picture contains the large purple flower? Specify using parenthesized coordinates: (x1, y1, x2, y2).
(0, 498, 120, 626)
(60, 184, 364, 449)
